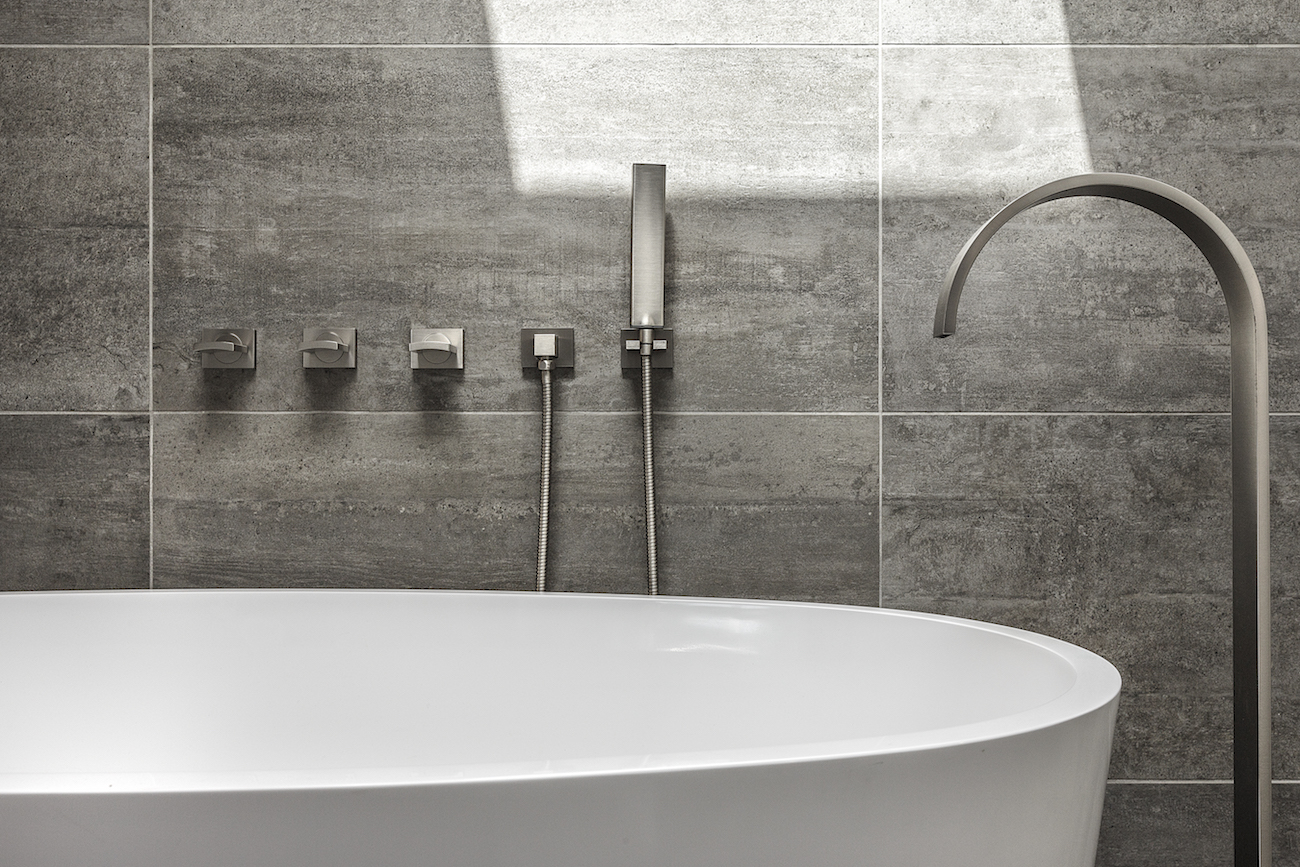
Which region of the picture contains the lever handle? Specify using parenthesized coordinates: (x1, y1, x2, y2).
(196, 329, 256, 369)
(409, 339, 454, 353)
(409, 328, 464, 370)
(196, 338, 245, 353)
(299, 339, 347, 353)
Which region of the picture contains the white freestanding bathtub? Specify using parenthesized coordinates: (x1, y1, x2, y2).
(0, 589, 1120, 867)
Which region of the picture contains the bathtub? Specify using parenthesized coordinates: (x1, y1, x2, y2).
(0, 589, 1119, 867)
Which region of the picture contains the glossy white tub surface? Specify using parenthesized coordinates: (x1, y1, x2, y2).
(0, 589, 1120, 867)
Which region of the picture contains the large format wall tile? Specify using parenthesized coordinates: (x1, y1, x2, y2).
(1096, 784, 1298, 865)
(153, 412, 541, 588)
(1268, 417, 1300, 780)
(882, 0, 1300, 43)
(0, 1, 148, 44)
(153, 47, 876, 413)
(154, 0, 875, 44)
(882, 0, 1080, 44)
(154, 0, 494, 44)
(0, 415, 149, 590)
(0, 49, 150, 410)
(1060, 0, 1300, 44)
(547, 412, 879, 602)
(883, 47, 1300, 413)
(882, 413, 1236, 779)
(1069, 47, 1300, 411)
(153, 411, 878, 602)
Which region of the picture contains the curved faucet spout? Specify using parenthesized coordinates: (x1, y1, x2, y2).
(934, 172, 1270, 867)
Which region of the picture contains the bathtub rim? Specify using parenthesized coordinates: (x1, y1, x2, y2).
(0, 588, 1121, 795)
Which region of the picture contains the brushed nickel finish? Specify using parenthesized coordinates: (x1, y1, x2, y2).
(935, 172, 1270, 867)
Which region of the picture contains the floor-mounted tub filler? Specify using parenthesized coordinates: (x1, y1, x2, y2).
(936, 173, 1270, 866)
(0, 589, 1119, 867)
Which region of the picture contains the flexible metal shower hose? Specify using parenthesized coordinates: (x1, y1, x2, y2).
(535, 368, 553, 592)
(641, 354, 659, 595)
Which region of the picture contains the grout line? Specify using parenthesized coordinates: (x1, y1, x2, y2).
(878, 42, 1300, 49)
(145, 42, 880, 50)
(0, 410, 152, 416)
(1108, 779, 1234, 785)
(148, 3, 155, 591)
(876, 16, 885, 610)
(881, 409, 1234, 417)
(7, 408, 1255, 417)
(8, 41, 1298, 50)
(144, 409, 885, 418)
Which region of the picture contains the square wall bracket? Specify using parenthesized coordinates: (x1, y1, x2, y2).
(620, 327, 673, 369)
(520, 328, 575, 371)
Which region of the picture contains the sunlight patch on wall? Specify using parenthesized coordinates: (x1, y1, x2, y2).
(884, 46, 1094, 198)
(487, 47, 877, 199)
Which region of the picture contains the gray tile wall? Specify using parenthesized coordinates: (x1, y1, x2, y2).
(1, 0, 1296, 862)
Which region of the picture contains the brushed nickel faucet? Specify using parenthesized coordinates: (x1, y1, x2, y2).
(934, 172, 1271, 867)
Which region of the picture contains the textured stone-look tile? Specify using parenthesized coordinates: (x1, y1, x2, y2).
(882, 0, 1079, 45)
(154, 0, 494, 43)
(1060, 0, 1300, 44)
(1096, 784, 1231, 866)
(1281, 784, 1300, 867)
(153, 412, 540, 588)
(882, 0, 1300, 43)
(153, 47, 876, 413)
(882, 414, 1237, 778)
(546, 412, 879, 603)
(1096, 784, 1299, 866)
(1069, 47, 1300, 411)
(0, 415, 149, 590)
(154, 0, 875, 44)
(882, 47, 1093, 201)
(0, 49, 149, 410)
(484, 0, 875, 43)
(882, 46, 1273, 413)
(1269, 417, 1300, 779)
(0, 0, 148, 43)
(154, 411, 877, 600)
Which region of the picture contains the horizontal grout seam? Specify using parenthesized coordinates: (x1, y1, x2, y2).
(4, 42, 1300, 50)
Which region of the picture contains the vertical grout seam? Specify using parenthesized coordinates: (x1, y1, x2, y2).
(876, 33, 886, 610)
(147, 2, 155, 590)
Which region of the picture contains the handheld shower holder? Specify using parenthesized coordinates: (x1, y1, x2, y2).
(620, 327, 673, 369)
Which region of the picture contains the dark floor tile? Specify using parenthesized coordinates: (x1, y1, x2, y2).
(0, 415, 150, 590)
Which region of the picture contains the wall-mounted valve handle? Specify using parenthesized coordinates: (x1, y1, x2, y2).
(196, 338, 245, 353)
(196, 329, 256, 369)
(410, 328, 464, 370)
(408, 338, 453, 353)
(299, 339, 347, 353)
(300, 328, 356, 368)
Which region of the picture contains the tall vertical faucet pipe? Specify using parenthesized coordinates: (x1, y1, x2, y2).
(934, 172, 1270, 866)
(631, 163, 667, 594)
